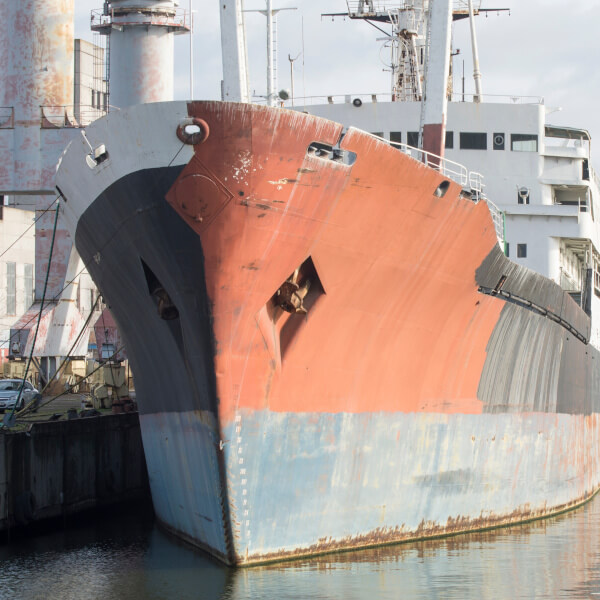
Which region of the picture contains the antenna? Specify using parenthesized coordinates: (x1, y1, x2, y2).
(245, 1, 297, 107)
(468, 0, 483, 102)
(288, 52, 301, 107)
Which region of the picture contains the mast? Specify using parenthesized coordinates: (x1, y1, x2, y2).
(468, 0, 483, 101)
(220, 0, 251, 102)
(266, 0, 275, 106)
(246, 1, 296, 106)
(421, 0, 453, 160)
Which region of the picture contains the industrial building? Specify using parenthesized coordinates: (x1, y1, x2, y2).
(0, 206, 35, 362)
(0, 1, 108, 380)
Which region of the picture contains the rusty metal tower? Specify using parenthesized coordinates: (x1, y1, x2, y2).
(0, 0, 76, 300)
(0, 0, 94, 367)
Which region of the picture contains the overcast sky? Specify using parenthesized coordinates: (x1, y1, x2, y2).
(74, 1, 600, 166)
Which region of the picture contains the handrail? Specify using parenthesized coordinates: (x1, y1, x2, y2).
(449, 93, 544, 105)
(364, 131, 486, 199)
(374, 133, 468, 184)
(90, 7, 190, 31)
(484, 198, 505, 246)
(292, 92, 544, 107)
(39, 105, 119, 128)
(345, 1, 482, 16)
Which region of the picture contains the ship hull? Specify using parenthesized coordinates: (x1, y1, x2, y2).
(57, 101, 600, 565)
(144, 408, 599, 564)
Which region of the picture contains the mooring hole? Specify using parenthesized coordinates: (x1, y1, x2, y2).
(307, 141, 357, 166)
(434, 180, 451, 198)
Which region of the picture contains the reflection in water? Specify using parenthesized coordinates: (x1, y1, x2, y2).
(0, 495, 598, 600)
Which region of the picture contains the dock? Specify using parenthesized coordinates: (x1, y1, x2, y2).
(0, 411, 149, 533)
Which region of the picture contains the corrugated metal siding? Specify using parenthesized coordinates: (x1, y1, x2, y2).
(476, 245, 591, 341)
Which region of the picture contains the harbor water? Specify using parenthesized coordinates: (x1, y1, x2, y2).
(0, 494, 598, 600)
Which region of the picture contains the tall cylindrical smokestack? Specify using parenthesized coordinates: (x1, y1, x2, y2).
(93, 0, 189, 108)
(0, 0, 74, 191)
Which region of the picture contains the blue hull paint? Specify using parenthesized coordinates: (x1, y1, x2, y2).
(140, 409, 600, 564)
(140, 411, 230, 562)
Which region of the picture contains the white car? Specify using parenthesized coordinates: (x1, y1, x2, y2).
(0, 379, 40, 412)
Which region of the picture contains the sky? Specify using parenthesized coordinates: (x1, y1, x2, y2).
(74, 1, 600, 166)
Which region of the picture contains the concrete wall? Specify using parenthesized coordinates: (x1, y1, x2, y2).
(0, 413, 149, 530)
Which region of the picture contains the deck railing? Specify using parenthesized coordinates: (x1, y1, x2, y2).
(39, 105, 119, 128)
(484, 198, 505, 246)
(366, 131, 485, 195)
(90, 7, 190, 33)
(290, 92, 544, 108)
(366, 132, 503, 243)
(345, 1, 482, 17)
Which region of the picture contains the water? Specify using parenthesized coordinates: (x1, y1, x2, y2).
(0, 496, 599, 600)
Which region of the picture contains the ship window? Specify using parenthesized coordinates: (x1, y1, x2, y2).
(91, 90, 95, 108)
(511, 134, 538, 152)
(445, 131, 454, 149)
(460, 132, 487, 150)
(407, 132, 419, 147)
(370, 132, 383, 138)
(583, 159, 590, 181)
(493, 133, 505, 150)
(101, 343, 115, 360)
(505, 243, 509, 257)
(390, 131, 402, 144)
(517, 244, 527, 258)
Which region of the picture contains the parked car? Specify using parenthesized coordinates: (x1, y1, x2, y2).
(0, 379, 40, 412)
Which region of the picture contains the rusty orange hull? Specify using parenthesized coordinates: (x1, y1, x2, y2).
(56, 101, 600, 565)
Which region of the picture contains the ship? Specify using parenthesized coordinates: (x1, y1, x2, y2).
(54, 0, 600, 565)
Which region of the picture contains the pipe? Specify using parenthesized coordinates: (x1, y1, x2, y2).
(189, 0, 193, 98)
(266, 0, 275, 106)
(468, 0, 483, 102)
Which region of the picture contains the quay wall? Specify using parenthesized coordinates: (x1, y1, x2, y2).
(0, 413, 149, 531)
